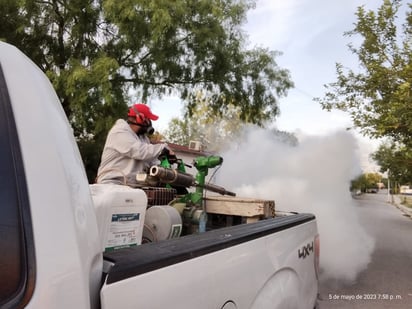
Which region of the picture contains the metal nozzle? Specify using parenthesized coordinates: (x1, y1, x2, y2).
(149, 166, 195, 187)
(200, 183, 236, 196)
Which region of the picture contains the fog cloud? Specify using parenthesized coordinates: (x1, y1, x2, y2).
(215, 127, 375, 282)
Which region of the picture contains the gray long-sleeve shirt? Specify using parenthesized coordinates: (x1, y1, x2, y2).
(96, 119, 166, 185)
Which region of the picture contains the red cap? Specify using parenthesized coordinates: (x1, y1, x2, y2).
(128, 103, 159, 121)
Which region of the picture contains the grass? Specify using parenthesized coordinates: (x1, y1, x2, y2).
(400, 196, 412, 208)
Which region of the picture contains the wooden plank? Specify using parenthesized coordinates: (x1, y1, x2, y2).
(246, 216, 260, 224)
(204, 196, 275, 217)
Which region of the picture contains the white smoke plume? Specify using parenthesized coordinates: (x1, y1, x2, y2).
(215, 126, 375, 282)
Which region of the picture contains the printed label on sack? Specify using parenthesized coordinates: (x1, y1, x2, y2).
(105, 213, 140, 251)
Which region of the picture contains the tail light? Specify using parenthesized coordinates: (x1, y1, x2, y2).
(314, 234, 320, 279)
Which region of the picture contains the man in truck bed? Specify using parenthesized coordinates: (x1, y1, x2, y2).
(97, 103, 174, 185)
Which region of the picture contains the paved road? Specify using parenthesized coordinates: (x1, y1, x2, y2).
(318, 192, 412, 309)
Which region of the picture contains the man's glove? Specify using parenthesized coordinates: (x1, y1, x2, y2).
(160, 147, 170, 157)
(159, 147, 178, 164)
(167, 154, 178, 164)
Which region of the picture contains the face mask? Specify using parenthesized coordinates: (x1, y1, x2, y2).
(127, 119, 154, 135)
(137, 120, 154, 135)
(138, 124, 154, 135)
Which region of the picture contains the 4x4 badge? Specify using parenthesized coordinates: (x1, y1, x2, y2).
(298, 242, 314, 259)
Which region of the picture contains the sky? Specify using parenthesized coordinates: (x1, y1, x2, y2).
(151, 0, 406, 172)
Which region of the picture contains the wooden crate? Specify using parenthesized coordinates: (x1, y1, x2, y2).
(204, 196, 275, 223)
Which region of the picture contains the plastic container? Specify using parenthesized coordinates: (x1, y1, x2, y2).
(90, 184, 147, 252)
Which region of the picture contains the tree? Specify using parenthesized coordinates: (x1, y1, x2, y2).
(315, 0, 412, 146)
(164, 94, 245, 151)
(371, 142, 412, 184)
(315, 0, 411, 191)
(0, 0, 293, 181)
(351, 172, 382, 192)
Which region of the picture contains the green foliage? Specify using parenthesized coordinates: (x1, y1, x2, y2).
(270, 129, 298, 146)
(371, 142, 412, 184)
(351, 172, 382, 192)
(164, 96, 244, 151)
(164, 117, 199, 147)
(0, 0, 293, 181)
(315, 0, 412, 146)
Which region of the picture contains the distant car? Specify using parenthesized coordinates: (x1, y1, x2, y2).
(366, 188, 378, 193)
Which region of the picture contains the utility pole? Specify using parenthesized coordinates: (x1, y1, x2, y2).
(387, 170, 391, 203)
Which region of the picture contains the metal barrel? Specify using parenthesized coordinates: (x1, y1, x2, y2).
(149, 166, 195, 187)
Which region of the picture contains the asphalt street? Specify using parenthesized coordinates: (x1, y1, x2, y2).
(318, 191, 412, 309)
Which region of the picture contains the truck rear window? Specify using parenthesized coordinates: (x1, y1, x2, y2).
(0, 64, 35, 307)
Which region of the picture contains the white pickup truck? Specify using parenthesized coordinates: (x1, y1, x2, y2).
(0, 42, 319, 309)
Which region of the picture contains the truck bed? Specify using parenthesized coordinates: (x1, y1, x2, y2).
(100, 213, 318, 309)
(103, 213, 315, 283)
